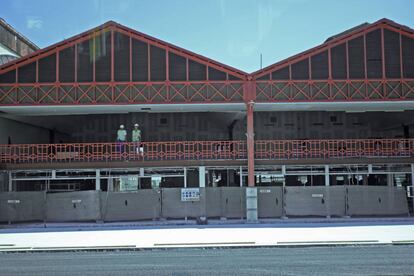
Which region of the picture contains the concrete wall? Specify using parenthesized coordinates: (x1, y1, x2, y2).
(233, 111, 413, 140)
(0, 172, 7, 192)
(347, 186, 409, 216)
(285, 186, 346, 217)
(8, 110, 413, 144)
(100, 190, 161, 221)
(0, 117, 51, 144)
(0, 192, 45, 222)
(46, 191, 101, 222)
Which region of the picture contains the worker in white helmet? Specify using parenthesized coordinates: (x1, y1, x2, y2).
(132, 123, 142, 155)
(117, 124, 127, 155)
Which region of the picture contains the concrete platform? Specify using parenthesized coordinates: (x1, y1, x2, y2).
(0, 218, 414, 252)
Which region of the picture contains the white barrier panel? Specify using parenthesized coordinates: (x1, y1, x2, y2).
(101, 190, 161, 221)
(285, 186, 346, 217)
(46, 191, 101, 222)
(0, 192, 45, 222)
(347, 186, 408, 216)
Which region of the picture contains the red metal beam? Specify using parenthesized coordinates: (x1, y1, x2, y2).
(111, 29, 115, 82)
(74, 43, 78, 83)
(252, 20, 414, 80)
(246, 101, 255, 187)
(0, 22, 247, 80)
(147, 43, 151, 81)
(363, 34, 367, 79)
(129, 35, 132, 82)
(399, 33, 403, 78)
(92, 35, 96, 83)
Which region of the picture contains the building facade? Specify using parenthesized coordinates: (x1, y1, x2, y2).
(0, 19, 413, 222)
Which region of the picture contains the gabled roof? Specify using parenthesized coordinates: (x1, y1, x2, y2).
(0, 18, 39, 53)
(251, 18, 414, 79)
(0, 21, 248, 79)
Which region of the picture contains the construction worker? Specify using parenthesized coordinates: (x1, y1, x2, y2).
(117, 124, 127, 154)
(132, 123, 141, 154)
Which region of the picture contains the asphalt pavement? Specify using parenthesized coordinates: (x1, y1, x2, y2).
(0, 245, 413, 275)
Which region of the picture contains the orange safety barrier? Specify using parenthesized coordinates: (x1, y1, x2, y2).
(0, 139, 413, 164)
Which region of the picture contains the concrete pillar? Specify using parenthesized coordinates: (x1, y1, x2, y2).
(8, 171, 12, 192)
(411, 164, 414, 214)
(198, 166, 207, 218)
(184, 167, 187, 188)
(108, 177, 114, 192)
(199, 166, 205, 188)
(368, 164, 373, 174)
(239, 166, 243, 187)
(324, 165, 330, 187)
(96, 169, 101, 191)
(325, 165, 331, 218)
(387, 173, 394, 187)
(246, 187, 258, 222)
(139, 168, 145, 189)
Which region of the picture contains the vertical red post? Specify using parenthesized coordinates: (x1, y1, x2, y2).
(328, 47, 332, 99)
(166, 48, 169, 100)
(244, 79, 255, 187)
(381, 28, 386, 98)
(399, 33, 403, 79)
(129, 36, 132, 82)
(111, 29, 114, 82)
(363, 34, 367, 79)
(56, 50, 59, 82)
(111, 29, 115, 102)
(186, 58, 189, 81)
(381, 28, 386, 79)
(56, 49, 60, 103)
(93, 34, 96, 83)
(246, 99, 255, 187)
(74, 43, 78, 83)
(147, 43, 151, 81)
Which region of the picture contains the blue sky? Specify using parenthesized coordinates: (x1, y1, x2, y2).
(2, 0, 414, 73)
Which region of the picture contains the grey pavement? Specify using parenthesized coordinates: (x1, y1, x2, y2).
(0, 245, 413, 275)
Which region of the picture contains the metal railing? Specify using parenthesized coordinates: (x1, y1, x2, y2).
(0, 140, 247, 164)
(0, 139, 413, 164)
(255, 139, 414, 159)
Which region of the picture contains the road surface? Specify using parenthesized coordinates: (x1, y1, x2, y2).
(0, 245, 413, 275)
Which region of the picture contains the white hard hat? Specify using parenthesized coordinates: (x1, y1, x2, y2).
(120, 124, 124, 129)
(134, 123, 139, 127)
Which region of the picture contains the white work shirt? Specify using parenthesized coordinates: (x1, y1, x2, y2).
(132, 129, 141, 142)
(117, 129, 127, 141)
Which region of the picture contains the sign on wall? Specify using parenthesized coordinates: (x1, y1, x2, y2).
(181, 188, 200, 201)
